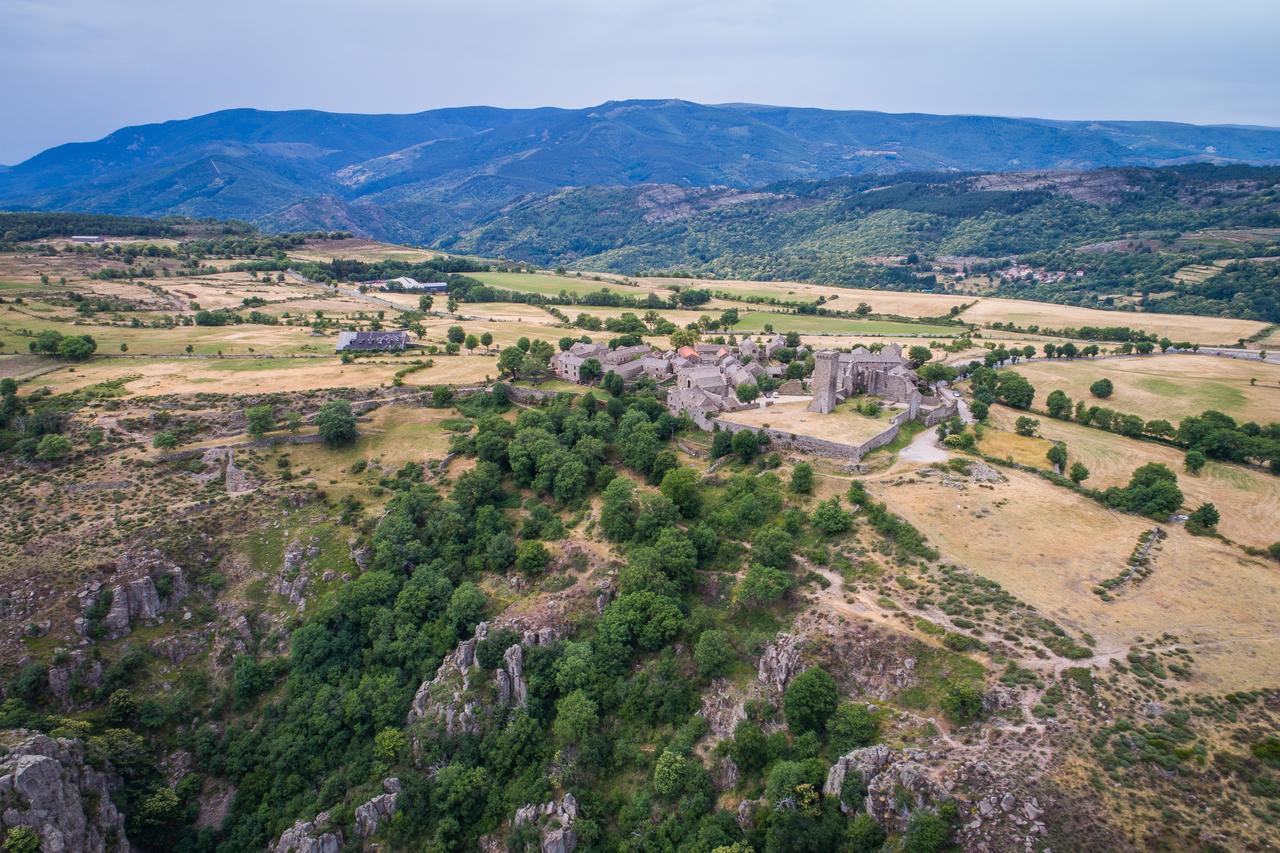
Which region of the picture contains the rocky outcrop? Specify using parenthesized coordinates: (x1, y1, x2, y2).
(45, 650, 103, 708)
(0, 731, 131, 853)
(790, 612, 920, 701)
(500, 644, 527, 707)
(354, 778, 400, 838)
(514, 793, 579, 853)
(274, 539, 321, 611)
(271, 812, 341, 853)
(697, 677, 748, 740)
(950, 761, 1051, 852)
(74, 549, 187, 640)
(863, 756, 946, 834)
(757, 633, 803, 692)
(408, 622, 487, 734)
(823, 744, 894, 808)
(409, 621, 562, 735)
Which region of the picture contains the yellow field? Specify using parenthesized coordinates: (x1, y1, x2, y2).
(874, 464, 1280, 690)
(958, 298, 1265, 344)
(983, 406, 1280, 549)
(1010, 354, 1280, 424)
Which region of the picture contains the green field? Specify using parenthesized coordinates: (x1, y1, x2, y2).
(470, 271, 654, 298)
(733, 311, 960, 336)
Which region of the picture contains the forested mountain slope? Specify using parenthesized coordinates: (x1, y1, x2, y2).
(3, 100, 1279, 242)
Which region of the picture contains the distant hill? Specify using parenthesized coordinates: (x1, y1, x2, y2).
(2, 100, 1279, 243)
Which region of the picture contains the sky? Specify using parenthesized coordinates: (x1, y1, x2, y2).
(2, 0, 1279, 164)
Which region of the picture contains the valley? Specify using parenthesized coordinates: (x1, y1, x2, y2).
(1, 215, 1278, 853)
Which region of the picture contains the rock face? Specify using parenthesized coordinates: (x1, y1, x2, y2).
(0, 731, 131, 853)
(274, 538, 322, 611)
(354, 778, 400, 838)
(407, 622, 488, 735)
(757, 633, 803, 692)
(408, 622, 562, 735)
(514, 793, 579, 853)
(271, 812, 341, 853)
(74, 549, 187, 640)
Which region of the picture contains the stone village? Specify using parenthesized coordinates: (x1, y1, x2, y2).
(549, 334, 959, 461)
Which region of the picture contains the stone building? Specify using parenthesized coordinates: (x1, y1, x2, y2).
(808, 344, 922, 416)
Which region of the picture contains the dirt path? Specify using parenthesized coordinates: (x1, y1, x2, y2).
(898, 424, 947, 463)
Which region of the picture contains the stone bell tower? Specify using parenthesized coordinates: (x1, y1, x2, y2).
(808, 350, 840, 413)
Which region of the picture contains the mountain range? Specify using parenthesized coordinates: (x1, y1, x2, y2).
(3, 99, 1280, 246)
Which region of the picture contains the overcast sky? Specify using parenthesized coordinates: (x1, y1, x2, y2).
(2, 0, 1278, 164)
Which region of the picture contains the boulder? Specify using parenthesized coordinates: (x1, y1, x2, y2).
(0, 731, 131, 853)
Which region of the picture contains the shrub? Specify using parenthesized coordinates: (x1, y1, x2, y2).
(152, 431, 178, 450)
(1103, 463, 1183, 519)
(515, 540, 550, 575)
(790, 462, 814, 494)
(783, 667, 839, 734)
(828, 703, 880, 753)
(36, 433, 71, 461)
(316, 400, 358, 447)
(736, 563, 792, 606)
(1187, 502, 1219, 531)
(694, 629, 734, 680)
(811, 498, 852, 536)
(940, 682, 984, 726)
(1090, 378, 1114, 399)
(903, 809, 952, 853)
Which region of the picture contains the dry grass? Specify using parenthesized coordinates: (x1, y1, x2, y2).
(1010, 354, 1280, 424)
(958, 298, 1265, 344)
(286, 238, 447, 264)
(718, 399, 893, 444)
(873, 464, 1280, 691)
(631, 276, 969, 317)
(983, 406, 1280, 549)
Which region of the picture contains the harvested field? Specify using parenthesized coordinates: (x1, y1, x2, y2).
(958, 298, 1265, 344)
(718, 399, 893, 444)
(874, 464, 1280, 691)
(0, 306, 336, 356)
(629, 276, 971, 317)
(983, 406, 1280, 549)
(19, 352, 499, 397)
(287, 238, 446, 264)
(1009, 353, 1280, 424)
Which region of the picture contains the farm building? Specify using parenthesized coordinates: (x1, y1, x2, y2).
(381, 277, 448, 292)
(336, 330, 410, 352)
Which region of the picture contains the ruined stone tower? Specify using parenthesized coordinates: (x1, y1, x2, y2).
(808, 350, 840, 413)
